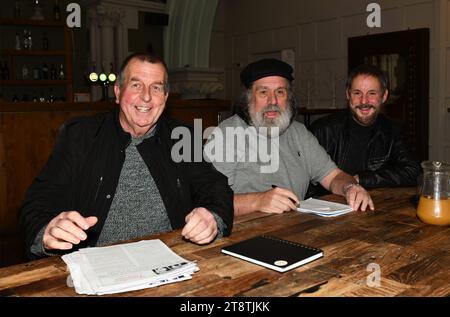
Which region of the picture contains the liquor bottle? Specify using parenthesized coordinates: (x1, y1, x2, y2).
(26, 30, 33, 50)
(33, 66, 41, 80)
(53, 0, 61, 21)
(23, 29, 29, 50)
(42, 32, 49, 50)
(22, 64, 29, 79)
(32, 91, 38, 102)
(42, 63, 49, 79)
(39, 92, 46, 102)
(50, 64, 57, 80)
(49, 89, 56, 102)
(58, 63, 65, 79)
(15, 32, 21, 50)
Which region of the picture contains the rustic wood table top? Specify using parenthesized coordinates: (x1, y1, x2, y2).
(1, 187, 449, 297)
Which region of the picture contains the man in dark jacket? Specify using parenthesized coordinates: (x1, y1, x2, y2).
(18, 52, 234, 259)
(308, 64, 420, 197)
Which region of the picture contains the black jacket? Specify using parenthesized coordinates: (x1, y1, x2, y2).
(309, 110, 421, 190)
(18, 109, 233, 259)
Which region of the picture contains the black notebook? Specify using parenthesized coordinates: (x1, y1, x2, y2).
(221, 235, 323, 273)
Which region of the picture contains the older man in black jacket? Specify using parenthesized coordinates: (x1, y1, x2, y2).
(308, 64, 420, 197)
(18, 52, 233, 259)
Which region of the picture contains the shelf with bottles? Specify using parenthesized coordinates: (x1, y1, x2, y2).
(0, 86, 66, 103)
(0, 18, 65, 27)
(0, 12, 73, 102)
(0, 49, 66, 56)
(1, 61, 67, 102)
(0, 57, 66, 81)
(1, 24, 67, 52)
(3, 0, 64, 22)
(0, 79, 67, 85)
(1, 55, 67, 80)
(0, 59, 72, 102)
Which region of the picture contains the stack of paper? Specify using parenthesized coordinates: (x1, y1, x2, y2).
(62, 239, 198, 295)
(297, 198, 353, 217)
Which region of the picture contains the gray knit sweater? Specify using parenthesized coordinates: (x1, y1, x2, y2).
(96, 135, 171, 246)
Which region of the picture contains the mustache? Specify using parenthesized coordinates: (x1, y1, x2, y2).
(262, 105, 281, 114)
(355, 104, 375, 110)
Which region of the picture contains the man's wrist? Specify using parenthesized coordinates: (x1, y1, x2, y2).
(30, 226, 47, 257)
(210, 210, 226, 238)
(343, 182, 360, 195)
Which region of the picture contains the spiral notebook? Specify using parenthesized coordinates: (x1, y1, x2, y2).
(221, 235, 323, 273)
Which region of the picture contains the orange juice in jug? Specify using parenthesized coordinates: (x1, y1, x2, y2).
(417, 196, 450, 225)
(416, 161, 450, 226)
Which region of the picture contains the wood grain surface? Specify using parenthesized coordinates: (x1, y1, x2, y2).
(0, 187, 448, 297)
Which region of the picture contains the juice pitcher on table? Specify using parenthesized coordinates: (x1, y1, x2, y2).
(417, 161, 450, 225)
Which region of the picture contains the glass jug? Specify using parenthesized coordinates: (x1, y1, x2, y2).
(417, 161, 450, 225)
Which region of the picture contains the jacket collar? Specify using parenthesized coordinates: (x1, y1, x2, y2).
(344, 109, 387, 146)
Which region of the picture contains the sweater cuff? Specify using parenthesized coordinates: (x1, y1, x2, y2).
(30, 225, 61, 257)
(210, 211, 226, 239)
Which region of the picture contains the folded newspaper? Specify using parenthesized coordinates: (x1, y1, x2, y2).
(62, 239, 198, 295)
(297, 198, 353, 217)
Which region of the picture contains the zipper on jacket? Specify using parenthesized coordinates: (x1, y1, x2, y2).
(176, 178, 185, 202)
(93, 176, 103, 203)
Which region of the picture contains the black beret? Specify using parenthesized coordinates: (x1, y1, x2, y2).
(240, 58, 294, 88)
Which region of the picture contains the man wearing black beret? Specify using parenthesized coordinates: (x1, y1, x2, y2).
(205, 58, 373, 216)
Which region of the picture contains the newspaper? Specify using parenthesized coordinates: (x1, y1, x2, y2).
(62, 239, 198, 295)
(297, 198, 353, 217)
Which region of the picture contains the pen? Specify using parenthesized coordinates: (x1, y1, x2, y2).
(271, 185, 299, 206)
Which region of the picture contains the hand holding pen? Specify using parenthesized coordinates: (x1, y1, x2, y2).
(271, 185, 300, 207)
(253, 185, 300, 214)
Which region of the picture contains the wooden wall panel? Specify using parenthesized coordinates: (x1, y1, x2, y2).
(0, 103, 113, 267)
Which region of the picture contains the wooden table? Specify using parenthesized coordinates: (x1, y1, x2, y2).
(0, 187, 449, 297)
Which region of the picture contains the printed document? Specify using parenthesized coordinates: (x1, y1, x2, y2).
(62, 239, 198, 295)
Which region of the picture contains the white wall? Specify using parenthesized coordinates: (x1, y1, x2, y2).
(210, 0, 450, 162)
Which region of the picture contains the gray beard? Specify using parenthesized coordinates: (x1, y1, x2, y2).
(249, 104, 292, 138)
